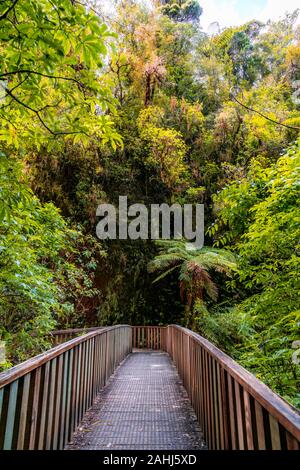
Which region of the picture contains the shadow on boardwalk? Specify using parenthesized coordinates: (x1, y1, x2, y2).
(66, 351, 206, 450)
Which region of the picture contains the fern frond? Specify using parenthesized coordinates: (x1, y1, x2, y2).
(148, 240, 237, 314)
(147, 254, 183, 273)
(152, 265, 180, 283)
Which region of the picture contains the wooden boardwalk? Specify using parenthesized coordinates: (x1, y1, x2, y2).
(1, 325, 299, 450)
(66, 351, 206, 450)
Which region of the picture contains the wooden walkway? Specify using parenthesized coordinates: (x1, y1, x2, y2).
(66, 351, 206, 450)
(1, 326, 299, 450)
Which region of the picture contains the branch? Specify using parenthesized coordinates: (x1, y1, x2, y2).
(230, 90, 300, 131)
(1, 84, 88, 136)
(0, 70, 83, 87)
(9, 74, 30, 93)
(0, 0, 19, 21)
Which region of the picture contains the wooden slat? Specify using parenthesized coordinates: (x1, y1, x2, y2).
(91, 337, 97, 402)
(218, 366, 227, 449)
(198, 346, 204, 428)
(37, 362, 50, 450)
(17, 373, 30, 449)
(190, 340, 195, 408)
(45, 359, 57, 449)
(91, 337, 96, 396)
(83, 339, 88, 414)
(52, 354, 63, 449)
(59, 351, 69, 450)
(82, 341, 88, 415)
(244, 390, 254, 450)
(208, 355, 216, 449)
(86, 339, 93, 409)
(196, 345, 200, 421)
(254, 401, 266, 450)
(3, 380, 18, 449)
(269, 415, 281, 450)
(234, 380, 244, 450)
(95, 336, 100, 394)
(212, 359, 220, 449)
(286, 431, 299, 450)
(201, 347, 208, 443)
(87, 339, 93, 408)
(76, 343, 83, 425)
(99, 336, 104, 389)
(29, 367, 41, 449)
(104, 331, 108, 383)
(87, 339, 92, 407)
(65, 348, 74, 443)
(204, 350, 210, 445)
(227, 374, 237, 449)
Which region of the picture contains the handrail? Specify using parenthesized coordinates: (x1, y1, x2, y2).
(52, 327, 102, 335)
(50, 327, 103, 345)
(0, 325, 132, 450)
(163, 325, 300, 450)
(178, 326, 300, 438)
(0, 326, 123, 388)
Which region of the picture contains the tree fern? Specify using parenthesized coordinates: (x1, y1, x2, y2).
(147, 239, 237, 327)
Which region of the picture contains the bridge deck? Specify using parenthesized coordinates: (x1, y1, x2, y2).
(66, 351, 206, 450)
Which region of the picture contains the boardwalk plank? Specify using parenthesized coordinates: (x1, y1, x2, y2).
(66, 352, 206, 450)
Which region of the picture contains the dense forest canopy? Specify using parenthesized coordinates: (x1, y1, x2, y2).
(0, 0, 299, 408)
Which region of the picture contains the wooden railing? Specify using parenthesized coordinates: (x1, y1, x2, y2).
(50, 327, 103, 345)
(163, 325, 300, 450)
(0, 325, 131, 450)
(132, 326, 165, 350)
